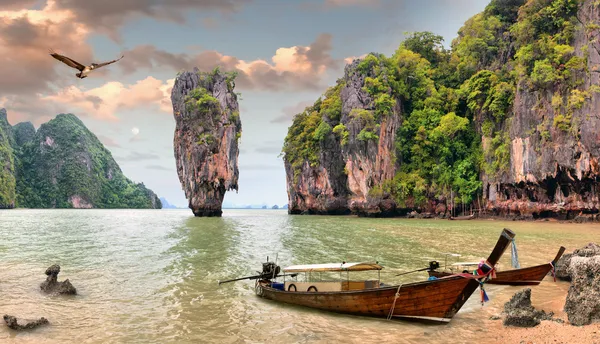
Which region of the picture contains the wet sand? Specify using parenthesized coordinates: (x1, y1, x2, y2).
(482, 282, 600, 344)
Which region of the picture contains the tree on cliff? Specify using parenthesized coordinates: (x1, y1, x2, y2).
(282, 0, 600, 218)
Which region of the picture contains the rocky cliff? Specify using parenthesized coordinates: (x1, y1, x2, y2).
(283, 0, 600, 219)
(171, 67, 241, 216)
(0, 109, 16, 208)
(483, 0, 600, 220)
(283, 56, 402, 215)
(1, 111, 161, 209)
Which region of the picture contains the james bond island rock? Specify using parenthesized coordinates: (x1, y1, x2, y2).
(7, 113, 161, 209)
(171, 67, 241, 217)
(0, 109, 16, 209)
(40, 264, 77, 295)
(283, 0, 600, 218)
(3, 315, 49, 330)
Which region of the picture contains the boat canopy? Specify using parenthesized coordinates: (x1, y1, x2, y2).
(283, 262, 383, 273)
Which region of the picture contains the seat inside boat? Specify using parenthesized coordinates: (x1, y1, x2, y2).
(278, 262, 383, 292)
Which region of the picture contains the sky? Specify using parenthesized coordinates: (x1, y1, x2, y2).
(0, 0, 489, 208)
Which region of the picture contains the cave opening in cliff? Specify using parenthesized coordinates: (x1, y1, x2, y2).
(533, 211, 553, 219)
(544, 177, 558, 202)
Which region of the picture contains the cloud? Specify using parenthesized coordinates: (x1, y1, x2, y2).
(271, 100, 314, 124)
(254, 140, 284, 155)
(40, 76, 175, 120)
(146, 164, 172, 171)
(0, 1, 92, 95)
(242, 164, 283, 171)
(344, 53, 368, 65)
(97, 134, 121, 148)
(120, 151, 161, 162)
(323, 0, 381, 7)
(119, 33, 340, 92)
(52, 0, 250, 38)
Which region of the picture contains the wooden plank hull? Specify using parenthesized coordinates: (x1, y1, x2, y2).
(257, 276, 479, 323)
(428, 246, 566, 286)
(253, 228, 516, 324)
(428, 264, 552, 285)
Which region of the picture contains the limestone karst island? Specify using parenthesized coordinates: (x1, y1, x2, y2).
(0, 0, 599, 343)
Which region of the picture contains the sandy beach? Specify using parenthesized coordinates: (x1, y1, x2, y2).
(483, 284, 600, 344)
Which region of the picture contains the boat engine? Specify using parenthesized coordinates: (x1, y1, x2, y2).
(260, 261, 281, 280)
(428, 260, 440, 270)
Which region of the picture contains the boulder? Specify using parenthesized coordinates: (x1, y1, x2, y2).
(40, 264, 77, 295)
(564, 255, 600, 326)
(3, 315, 49, 330)
(502, 288, 552, 327)
(554, 243, 600, 281)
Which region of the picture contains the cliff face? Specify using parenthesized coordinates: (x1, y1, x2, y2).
(284, 0, 600, 219)
(484, 0, 600, 219)
(5, 112, 161, 209)
(0, 109, 16, 208)
(171, 67, 241, 217)
(284, 58, 401, 215)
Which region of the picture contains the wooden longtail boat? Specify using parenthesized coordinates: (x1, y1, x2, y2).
(448, 214, 475, 220)
(427, 246, 566, 286)
(253, 228, 515, 323)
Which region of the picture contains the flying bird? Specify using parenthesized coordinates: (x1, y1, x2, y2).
(49, 49, 124, 79)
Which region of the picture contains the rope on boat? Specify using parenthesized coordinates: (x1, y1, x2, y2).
(511, 238, 521, 269)
(386, 284, 402, 320)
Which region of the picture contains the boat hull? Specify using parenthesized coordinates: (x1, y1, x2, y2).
(257, 276, 480, 323)
(428, 264, 553, 286)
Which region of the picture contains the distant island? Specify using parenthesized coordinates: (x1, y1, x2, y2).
(159, 197, 185, 209)
(0, 111, 161, 209)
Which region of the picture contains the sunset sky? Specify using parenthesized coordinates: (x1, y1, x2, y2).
(0, 0, 489, 208)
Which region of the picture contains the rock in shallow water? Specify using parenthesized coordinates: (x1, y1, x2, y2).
(3, 315, 49, 330)
(40, 264, 77, 295)
(564, 255, 600, 326)
(503, 288, 553, 328)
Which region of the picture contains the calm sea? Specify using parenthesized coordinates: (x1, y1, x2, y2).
(1, 209, 598, 343)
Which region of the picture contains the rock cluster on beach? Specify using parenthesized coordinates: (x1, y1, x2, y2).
(502, 288, 553, 327)
(40, 264, 77, 295)
(554, 242, 600, 281)
(564, 254, 600, 326)
(3, 315, 49, 330)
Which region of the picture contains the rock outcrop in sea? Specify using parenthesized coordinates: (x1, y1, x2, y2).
(3, 315, 49, 330)
(40, 264, 77, 295)
(171, 67, 242, 217)
(282, 0, 600, 219)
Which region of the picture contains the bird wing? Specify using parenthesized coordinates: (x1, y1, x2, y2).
(48, 49, 86, 71)
(93, 55, 125, 69)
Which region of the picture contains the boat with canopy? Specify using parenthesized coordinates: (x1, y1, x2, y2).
(219, 228, 516, 323)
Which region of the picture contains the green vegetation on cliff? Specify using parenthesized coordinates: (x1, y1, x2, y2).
(0, 110, 16, 208)
(283, 0, 589, 210)
(1, 111, 161, 209)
